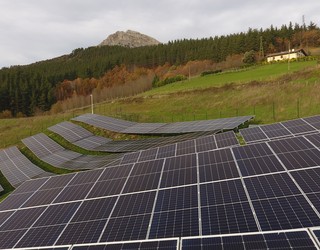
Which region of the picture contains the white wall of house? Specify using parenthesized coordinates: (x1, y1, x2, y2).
(267, 50, 306, 62)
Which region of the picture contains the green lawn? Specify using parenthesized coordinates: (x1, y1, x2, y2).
(143, 60, 316, 96)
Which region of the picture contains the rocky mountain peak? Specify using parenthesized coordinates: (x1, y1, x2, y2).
(99, 30, 160, 48)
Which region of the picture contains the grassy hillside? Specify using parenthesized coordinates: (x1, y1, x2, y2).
(1, 60, 319, 150)
(144, 60, 316, 95)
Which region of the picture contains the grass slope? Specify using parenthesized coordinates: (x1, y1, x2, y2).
(0, 60, 319, 151)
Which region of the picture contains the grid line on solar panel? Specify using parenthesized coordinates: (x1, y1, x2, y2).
(252, 195, 320, 231)
(305, 133, 320, 148)
(267, 138, 320, 171)
(240, 126, 269, 143)
(160, 154, 198, 188)
(244, 173, 302, 200)
(303, 115, 320, 129)
(198, 148, 239, 182)
(281, 118, 317, 135)
(71, 239, 179, 250)
(291, 167, 320, 194)
(215, 131, 239, 149)
(260, 123, 293, 139)
(232, 143, 285, 176)
(181, 229, 318, 249)
(99, 191, 156, 243)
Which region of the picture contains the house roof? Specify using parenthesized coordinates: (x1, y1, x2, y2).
(266, 48, 307, 58)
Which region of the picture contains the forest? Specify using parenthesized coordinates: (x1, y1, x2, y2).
(0, 21, 319, 117)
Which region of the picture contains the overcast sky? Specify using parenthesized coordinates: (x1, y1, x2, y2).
(0, 0, 319, 68)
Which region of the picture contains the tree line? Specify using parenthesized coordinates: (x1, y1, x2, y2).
(0, 21, 319, 117)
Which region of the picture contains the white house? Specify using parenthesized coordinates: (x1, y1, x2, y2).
(266, 48, 307, 62)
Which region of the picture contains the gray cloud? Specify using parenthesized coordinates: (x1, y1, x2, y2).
(0, 0, 319, 67)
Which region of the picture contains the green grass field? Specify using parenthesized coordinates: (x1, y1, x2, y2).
(143, 60, 316, 96)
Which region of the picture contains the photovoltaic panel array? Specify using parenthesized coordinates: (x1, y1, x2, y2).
(2, 128, 320, 249)
(22, 133, 124, 170)
(240, 115, 320, 144)
(49, 121, 223, 153)
(0, 146, 54, 187)
(72, 113, 253, 134)
(182, 229, 319, 249)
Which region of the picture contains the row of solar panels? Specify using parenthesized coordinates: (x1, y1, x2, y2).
(240, 115, 320, 143)
(72, 113, 253, 134)
(0, 146, 54, 187)
(48, 121, 219, 153)
(7, 228, 320, 250)
(21, 131, 239, 171)
(21, 133, 124, 170)
(1, 132, 320, 248)
(0, 114, 249, 189)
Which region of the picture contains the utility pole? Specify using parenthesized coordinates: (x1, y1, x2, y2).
(288, 41, 291, 71)
(259, 36, 264, 59)
(90, 94, 94, 114)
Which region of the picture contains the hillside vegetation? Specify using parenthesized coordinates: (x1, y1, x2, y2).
(1, 60, 319, 149)
(1, 22, 320, 117)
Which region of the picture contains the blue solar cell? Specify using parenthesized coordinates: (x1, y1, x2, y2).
(156, 144, 176, 159)
(101, 214, 151, 242)
(253, 195, 320, 231)
(182, 231, 317, 250)
(201, 201, 258, 235)
(199, 148, 239, 182)
(72, 240, 178, 250)
(200, 179, 247, 207)
(305, 133, 320, 147)
(87, 178, 126, 198)
(34, 202, 81, 226)
(268, 137, 315, 153)
(176, 140, 196, 156)
(53, 183, 95, 203)
(291, 168, 320, 193)
(155, 185, 198, 212)
(111, 192, 156, 218)
(0, 229, 27, 249)
(15, 224, 66, 248)
(276, 149, 320, 170)
(71, 197, 117, 222)
(56, 219, 107, 245)
(0, 206, 46, 231)
(150, 208, 199, 238)
(244, 173, 301, 200)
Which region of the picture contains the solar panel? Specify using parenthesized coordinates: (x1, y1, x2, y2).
(0, 146, 53, 187)
(305, 133, 320, 147)
(240, 116, 320, 144)
(303, 115, 320, 129)
(198, 148, 239, 182)
(232, 143, 285, 176)
(240, 126, 268, 143)
(160, 154, 198, 188)
(3, 119, 320, 249)
(281, 118, 317, 135)
(182, 230, 318, 249)
(73, 113, 253, 134)
(268, 137, 320, 170)
(71, 239, 179, 250)
(200, 179, 258, 235)
(22, 133, 123, 170)
(252, 195, 320, 231)
(149, 185, 199, 238)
